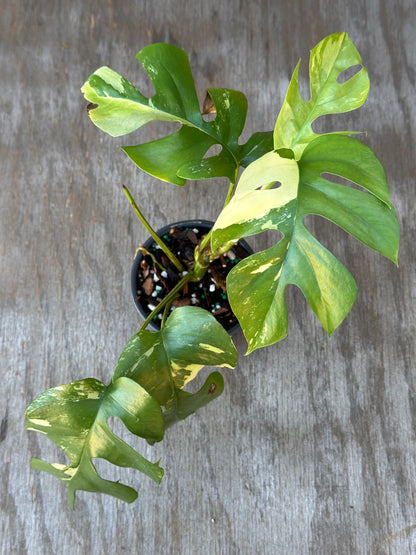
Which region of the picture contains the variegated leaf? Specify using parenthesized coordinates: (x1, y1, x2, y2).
(274, 32, 369, 158)
(112, 306, 237, 416)
(26, 377, 164, 509)
(211, 134, 399, 352)
(211, 150, 299, 248)
(82, 44, 273, 184)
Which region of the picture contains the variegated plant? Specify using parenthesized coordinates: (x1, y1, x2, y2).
(26, 33, 399, 508)
(26, 307, 236, 508)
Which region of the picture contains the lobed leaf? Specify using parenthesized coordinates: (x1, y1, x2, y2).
(112, 306, 237, 420)
(212, 134, 399, 352)
(27, 307, 237, 506)
(82, 43, 273, 184)
(163, 371, 225, 430)
(26, 377, 164, 509)
(297, 134, 399, 261)
(274, 32, 369, 158)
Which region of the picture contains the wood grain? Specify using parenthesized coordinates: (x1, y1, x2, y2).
(1, 0, 415, 553)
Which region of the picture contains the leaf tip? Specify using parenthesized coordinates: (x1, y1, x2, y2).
(155, 464, 164, 484)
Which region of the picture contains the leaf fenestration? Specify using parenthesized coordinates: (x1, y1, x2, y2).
(27, 307, 237, 506)
(273, 32, 370, 158)
(212, 134, 399, 352)
(112, 306, 238, 420)
(82, 43, 273, 184)
(26, 377, 164, 509)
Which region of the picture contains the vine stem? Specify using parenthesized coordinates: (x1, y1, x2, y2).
(160, 302, 171, 330)
(135, 167, 241, 332)
(139, 271, 193, 332)
(123, 185, 184, 273)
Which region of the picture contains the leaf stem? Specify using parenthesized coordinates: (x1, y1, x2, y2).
(123, 185, 185, 273)
(139, 271, 193, 332)
(137, 246, 165, 272)
(208, 240, 237, 263)
(160, 303, 171, 330)
(223, 171, 238, 207)
(198, 172, 238, 254)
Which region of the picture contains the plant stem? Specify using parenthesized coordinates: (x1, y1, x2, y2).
(198, 176, 237, 254)
(160, 303, 171, 330)
(208, 240, 237, 263)
(139, 271, 193, 332)
(137, 246, 165, 272)
(223, 172, 238, 207)
(123, 185, 185, 273)
(134, 168, 241, 331)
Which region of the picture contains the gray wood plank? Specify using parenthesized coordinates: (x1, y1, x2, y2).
(1, 0, 415, 553)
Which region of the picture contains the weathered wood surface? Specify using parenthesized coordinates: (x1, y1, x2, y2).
(1, 0, 415, 553)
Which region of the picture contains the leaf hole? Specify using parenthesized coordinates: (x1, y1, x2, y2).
(262, 181, 282, 190)
(311, 114, 351, 134)
(252, 180, 282, 192)
(107, 416, 155, 451)
(337, 64, 363, 84)
(201, 91, 216, 122)
(297, 57, 311, 102)
(320, 172, 368, 193)
(30, 435, 70, 467)
(203, 144, 221, 159)
(249, 227, 284, 252)
(92, 457, 134, 484)
(202, 113, 216, 122)
(182, 367, 214, 393)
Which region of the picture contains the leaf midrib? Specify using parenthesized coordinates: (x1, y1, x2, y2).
(160, 331, 180, 412)
(65, 389, 107, 482)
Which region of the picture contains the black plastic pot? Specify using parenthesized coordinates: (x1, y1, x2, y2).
(131, 220, 252, 334)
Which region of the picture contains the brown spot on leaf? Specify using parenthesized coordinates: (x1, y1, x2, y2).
(208, 383, 217, 395)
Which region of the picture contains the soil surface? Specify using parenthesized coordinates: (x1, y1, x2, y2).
(133, 224, 252, 331)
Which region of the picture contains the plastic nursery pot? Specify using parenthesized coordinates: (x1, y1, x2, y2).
(131, 220, 253, 334)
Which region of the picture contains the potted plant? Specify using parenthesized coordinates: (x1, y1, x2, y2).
(26, 32, 399, 509)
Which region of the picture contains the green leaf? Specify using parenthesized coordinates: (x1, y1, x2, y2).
(274, 32, 370, 158)
(112, 306, 237, 417)
(122, 126, 215, 185)
(163, 371, 224, 429)
(212, 134, 399, 352)
(82, 43, 272, 184)
(26, 377, 164, 509)
(298, 134, 399, 261)
(235, 131, 274, 167)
